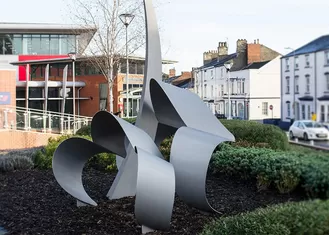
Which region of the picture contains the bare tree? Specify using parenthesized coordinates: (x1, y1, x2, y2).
(67, 0, 147, 113)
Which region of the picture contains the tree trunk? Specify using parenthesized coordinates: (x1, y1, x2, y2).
(107, 61, 114, 113)
(108, 81, 114, 113)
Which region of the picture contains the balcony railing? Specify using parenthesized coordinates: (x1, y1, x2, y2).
(0, 106, 92, 135)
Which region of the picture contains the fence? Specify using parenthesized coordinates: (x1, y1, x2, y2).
(0, 106, 92, 135)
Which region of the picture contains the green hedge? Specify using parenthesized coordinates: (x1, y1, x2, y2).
(201, 199, 329, 235)
(220, 119, 289, 150)
(34, 135, 116, 171)
(211, 144, 329, 196)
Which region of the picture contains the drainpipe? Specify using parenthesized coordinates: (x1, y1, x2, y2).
(314, 53, 317, 120)
(78, 87, 82, 116)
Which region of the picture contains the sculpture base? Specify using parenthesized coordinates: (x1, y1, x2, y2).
(76, 200, 89, 207)
(142, 225, 154, 234)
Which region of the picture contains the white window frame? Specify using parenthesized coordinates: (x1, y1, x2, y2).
(287, 102, 291, 117)
(305, 75, 310, 93)
(286, 77, 290, 93)
(285, 58, 289, 71)
(295, 56, 299, 69)
(262, 102, 268, 116)
(305, 54, 310, 67)
(325, 51, 329, 65)
(295, 75, 299, 93)
(326, 73, 329, 91)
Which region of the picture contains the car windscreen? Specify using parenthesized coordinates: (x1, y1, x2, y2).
(303, 122, 323, 128)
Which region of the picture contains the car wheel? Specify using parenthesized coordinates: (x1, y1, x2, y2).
(303, 133, 309, 141)
(289, 131, 294, 139)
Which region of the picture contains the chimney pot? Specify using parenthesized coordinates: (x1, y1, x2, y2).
(257, 39, 259, 44)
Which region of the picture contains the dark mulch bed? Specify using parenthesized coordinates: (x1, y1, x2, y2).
(0, 168, 306, 235)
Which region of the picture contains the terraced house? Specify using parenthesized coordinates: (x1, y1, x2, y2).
(280, 35, 329, 126)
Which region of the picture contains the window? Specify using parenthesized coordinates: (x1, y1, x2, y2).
(286, 77, 290, 93)
(285, 58, 289, 71)
(221, 68, 223, 78)
(121, 63, 127, 73)
(204, 84, 207, 98)
(326, 73, 329, 91)
(301, 104, 306, 119)
(231, 81, 234, 94)
(295, 57, 299, 69)
(307, 105, 311, 119)
(305, 55, 310, 67)
(237, 81, 241, 94)
(262, 102, 268, 115)
(242, 81, 245, 94)
(129, 62, 137, 74)
(295, 75, 299, 93)
(221, 85, 224, 96)
(136, 64, 144, 74)
(211, 70, 213, 77)
(305, 75, 310, 93)
(325, 51, 329, 65)
(211, 85, 214, 98)
(321, 105, 325, 122)
(99, 83, 108, 111)
(287, 102, 291, 117)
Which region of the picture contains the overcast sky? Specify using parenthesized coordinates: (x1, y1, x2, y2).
(2, 0, 329, 74)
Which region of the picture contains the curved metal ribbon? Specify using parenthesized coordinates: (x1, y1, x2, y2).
(52, 0, 235, 232)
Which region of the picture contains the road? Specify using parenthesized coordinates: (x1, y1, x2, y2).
(296, 140, 329, 149)
(286, 132, 329, 150)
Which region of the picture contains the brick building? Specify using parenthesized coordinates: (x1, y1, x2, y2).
(0, 23, 176, 121)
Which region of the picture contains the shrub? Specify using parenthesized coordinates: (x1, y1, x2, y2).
(75, 125, 91, 136)
(220, 119, 289, 150)
(201, 199, 329, 235)
(159, 136, 173, 161)
(211, 144, 329, 196)
(0, 154, 34, 172)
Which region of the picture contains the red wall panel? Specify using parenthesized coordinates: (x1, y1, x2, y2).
(18, 55, 68, 81)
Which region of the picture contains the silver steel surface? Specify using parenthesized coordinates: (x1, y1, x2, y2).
(52, 0, 235, 232)
(52, 137, 110, 206)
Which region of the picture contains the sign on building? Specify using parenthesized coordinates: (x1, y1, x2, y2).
(0, 92, 11, 105)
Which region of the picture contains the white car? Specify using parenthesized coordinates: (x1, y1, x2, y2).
(289, 120, 329, 141)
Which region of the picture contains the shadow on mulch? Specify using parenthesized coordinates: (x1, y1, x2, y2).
(0, 168, 306, 235)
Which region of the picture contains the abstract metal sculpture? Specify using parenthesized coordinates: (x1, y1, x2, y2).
(52, 0, 235, 233)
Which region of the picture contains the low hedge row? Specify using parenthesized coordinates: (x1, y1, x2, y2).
(220, 119, 289, 150)
(212, 144, 329, 197)
(201, 199, 329, 235)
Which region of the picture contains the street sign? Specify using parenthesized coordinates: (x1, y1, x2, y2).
(269, 105, 273, 110)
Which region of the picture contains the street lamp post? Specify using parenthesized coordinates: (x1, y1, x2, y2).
(68, 52, 76, 133)
(120, 13, 135, 118)
(224, 63, 232, 119)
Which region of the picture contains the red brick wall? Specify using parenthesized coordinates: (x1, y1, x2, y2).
(0, 130, 58, 150)
(0, 70, 16, 129)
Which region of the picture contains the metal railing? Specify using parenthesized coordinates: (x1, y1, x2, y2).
(0, 106, 92, 135)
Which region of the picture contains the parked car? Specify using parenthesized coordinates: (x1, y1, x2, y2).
(289, 120, 329, 141)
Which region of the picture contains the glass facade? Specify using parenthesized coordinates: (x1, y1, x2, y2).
(0, 34, 76, 55)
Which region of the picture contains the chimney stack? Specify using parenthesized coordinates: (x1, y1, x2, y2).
(169, 68, 176, 77)
(218, 41, 228, 56)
